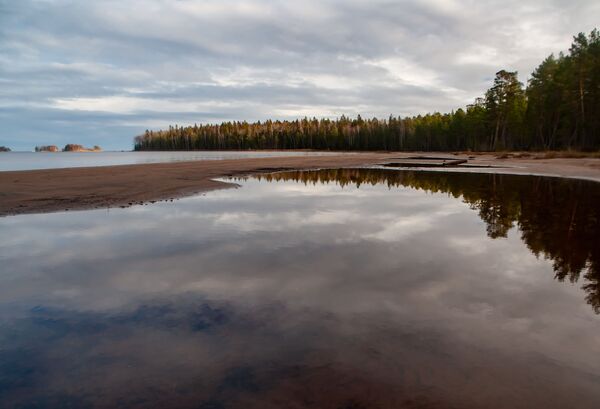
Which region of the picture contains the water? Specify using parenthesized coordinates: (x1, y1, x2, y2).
(0, 169, 599, 408)
(0, 151, 339, 171)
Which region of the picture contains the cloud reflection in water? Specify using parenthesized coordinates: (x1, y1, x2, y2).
(0, 169, 599, 408)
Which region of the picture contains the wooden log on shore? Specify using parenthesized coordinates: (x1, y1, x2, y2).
(382, 158, 468, 167)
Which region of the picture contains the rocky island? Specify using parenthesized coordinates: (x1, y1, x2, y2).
(62, 144, 102, 152)
(0, 146, 11, 152)
(35, 145, 60, 152)
(34, 144, 102, 152)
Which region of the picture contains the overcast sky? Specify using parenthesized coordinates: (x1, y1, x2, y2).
(1, 0, 598, 150)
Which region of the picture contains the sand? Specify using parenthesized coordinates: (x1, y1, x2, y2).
(1, 152, 599, 216)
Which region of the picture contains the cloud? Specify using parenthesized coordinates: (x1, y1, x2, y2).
(0, 0, 598, 150)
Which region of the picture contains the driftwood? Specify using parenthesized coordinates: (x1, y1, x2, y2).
(382, 157, 468, 167)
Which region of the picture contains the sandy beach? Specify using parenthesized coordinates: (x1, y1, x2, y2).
(1, 152, 600, 216)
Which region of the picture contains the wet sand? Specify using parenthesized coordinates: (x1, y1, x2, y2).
(1, 152, 600, 216)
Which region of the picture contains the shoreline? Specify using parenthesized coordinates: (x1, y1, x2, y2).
(2, 152, 600, 217)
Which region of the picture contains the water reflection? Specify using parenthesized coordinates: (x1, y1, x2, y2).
(1, 169, 599, 408)
(250, 168, 600, 313)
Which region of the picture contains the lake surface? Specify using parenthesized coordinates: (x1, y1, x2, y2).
(0, 151, 339, 171)
(1, 169, 599, 408)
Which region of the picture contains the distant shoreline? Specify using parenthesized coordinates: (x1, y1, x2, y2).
(1, 152, 599, 217)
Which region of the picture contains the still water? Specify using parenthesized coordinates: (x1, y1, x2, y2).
(0, 151, 339, 171)
(0, 169, 599, 408)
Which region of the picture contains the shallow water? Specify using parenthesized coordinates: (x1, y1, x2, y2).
(0, 151, 339, 171)
(0, 169, 599, 408)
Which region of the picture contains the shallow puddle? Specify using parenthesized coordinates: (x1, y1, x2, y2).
(1, 169, 599, 408)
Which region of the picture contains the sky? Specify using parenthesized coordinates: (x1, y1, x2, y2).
(1, 0, 598, 151)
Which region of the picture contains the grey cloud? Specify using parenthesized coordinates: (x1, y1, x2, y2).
(0, 0, 598, 150)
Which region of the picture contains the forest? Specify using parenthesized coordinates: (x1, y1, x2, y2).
(134, 30, 600, 152)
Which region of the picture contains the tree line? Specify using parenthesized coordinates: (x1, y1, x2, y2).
(135, 29, 600, 152)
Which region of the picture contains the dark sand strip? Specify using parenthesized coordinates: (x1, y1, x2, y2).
(1, 152, 599, 216)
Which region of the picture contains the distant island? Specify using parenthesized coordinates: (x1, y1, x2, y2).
(62, 144, 102, 152)
(35, 144, 102, 152)
(35, 145, 60, 152)
(0, 146, 10, 152)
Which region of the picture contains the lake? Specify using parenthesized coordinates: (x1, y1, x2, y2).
(0, 151, 340, 171)
(0, 169, 599, 408)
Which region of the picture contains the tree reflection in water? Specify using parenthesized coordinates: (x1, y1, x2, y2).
(246, 169, 600, 313)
